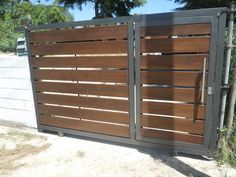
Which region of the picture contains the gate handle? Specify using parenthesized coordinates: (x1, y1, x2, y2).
(201, 57, 207, 104)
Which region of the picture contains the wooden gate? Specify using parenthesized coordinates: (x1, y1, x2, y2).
(25, 8, 226, 156)
(28, 18, 135, 139)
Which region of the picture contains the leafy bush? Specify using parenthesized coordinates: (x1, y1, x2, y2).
(216, 121, 236, 167)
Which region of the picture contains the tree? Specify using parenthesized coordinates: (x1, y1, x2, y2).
(174, 0, 236, 10)
(55, 0, 146, 19)
(0, 1, 73, 52)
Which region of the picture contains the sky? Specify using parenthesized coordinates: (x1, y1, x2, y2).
(32, 0, 183, 21)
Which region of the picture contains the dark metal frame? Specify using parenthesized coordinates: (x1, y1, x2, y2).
(25, 8, 227, 156)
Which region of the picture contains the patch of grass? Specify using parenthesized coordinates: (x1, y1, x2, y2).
(3, 130, 46, 141)
(76, 150, 85, 158)
(215, 121, 236, 168)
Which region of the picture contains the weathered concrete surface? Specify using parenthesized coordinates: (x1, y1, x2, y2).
(0, 122, 231, 177)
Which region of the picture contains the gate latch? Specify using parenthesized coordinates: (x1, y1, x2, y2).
(208, 87, 213, 95)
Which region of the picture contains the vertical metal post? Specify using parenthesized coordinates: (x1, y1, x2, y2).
(128, 20, 135, 140)
(25, 27, 41, 130)
(219, 3, 235, 129)
(226, 62, 236, 138)
(134, 20, 141, 140)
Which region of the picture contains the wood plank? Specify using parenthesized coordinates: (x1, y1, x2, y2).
(141, 71, 206, 87)
(40, 115, 129, 138)
(29, 25, 128, 43)
(141, 128, 203, 144)
(141, 38, 210, 53)
(141, 23, 211, 37)
(37, 93, 129, 112)
(32, 56, 128, 68)
(30, 40, 127, 55)
(34, 70, 128, 83)
(141, 55, 208, 70)
(141, 87, 206, 103)
(38, 104, 129, 124)
(141, 115, 204, 134)
(141, 101, 205, 119)
(35, 82, 128, 97)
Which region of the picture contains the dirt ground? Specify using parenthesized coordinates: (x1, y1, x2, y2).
(0, 122, 231, 177)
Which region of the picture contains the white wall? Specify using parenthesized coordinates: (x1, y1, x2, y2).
(0, 55, 37, 127)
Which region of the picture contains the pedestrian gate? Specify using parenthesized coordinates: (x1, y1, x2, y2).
(26, 8, 226, 156)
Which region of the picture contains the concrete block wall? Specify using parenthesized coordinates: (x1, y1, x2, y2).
(0, 55, 37, 127)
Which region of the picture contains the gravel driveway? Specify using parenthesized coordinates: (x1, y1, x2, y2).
(0, 121, 229, 177)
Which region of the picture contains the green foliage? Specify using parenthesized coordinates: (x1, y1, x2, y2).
(0, 1, 73, 52)
(56, 0, 146, 18)
(216, 120, 236, 168)
(215, 26, 236, 168)
(174, 0, 236, 10)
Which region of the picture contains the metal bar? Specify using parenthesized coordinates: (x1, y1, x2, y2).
(28, 16, 133, 31)
(140, 16, 212, 27)
(219, 4, 235, 129)
(39, 125, 210, 156)
(24, 27, 41, 131)
(202, 16, 218, 149)
(210, 12, 227, 150)
(134, 21, 141, 140)
(137, 7, 227, 21)
(201, 57, 207, 104)
(128, 20, 135, 140)
(226, 62, 236, 138)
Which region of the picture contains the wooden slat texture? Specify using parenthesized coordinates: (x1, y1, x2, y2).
(35, 82, 128, 97)
(40, 115, 129, 138)
(141, 101, 205, 119)
(30, 40, 127, 55)
(38, 104, 129, 124)
(141, 71, 206, 87)
(37, 94, 129, 112)
(141, 23, 211, 37)
(29, 25, 128, 43)
(141, 38, 210, 53)
(34, 70, 128, 83)
(141, 115, 204, 134)
(32, 56, 128, 68)
(141, 128, 203, 144)
(141, 87, 206, 103)
(141, 55, 208, 70)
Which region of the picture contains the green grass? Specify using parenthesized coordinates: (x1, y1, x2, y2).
(215, 120, 236, 168)
(76, 150, 85, 158)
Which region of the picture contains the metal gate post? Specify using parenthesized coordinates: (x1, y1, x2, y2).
(25, 27, 41, 131)
(210, 11, 227, 150)
(134, 20, 141, 140)
(128, 20, 135, 140)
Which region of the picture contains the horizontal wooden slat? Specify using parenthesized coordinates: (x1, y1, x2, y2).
(141, 71, 206, 87)
(37, 94, 129, 112)
(141, 87, 206, 103)
(29, 25, 128, 43)
(38, 104, 129, 124)
(40, 115, 129, 138)
(32, 56, 128, 68)
(141, 23, 211, 37)
(141, 128, 203, 144)
(34, 70, 128, 83)
(30, 40, 127, 55)
(141, 38, 210, 53)
(35, 82, 128, 97)
(141, 55, 208, 70)
(141, 101, 205, 119)
(141, 115, 204, 134)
